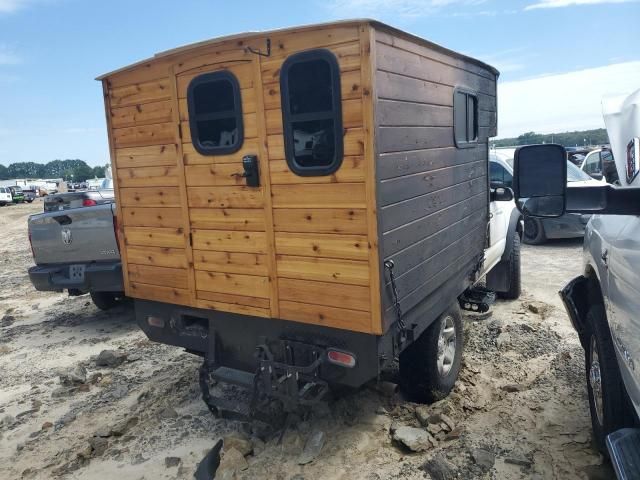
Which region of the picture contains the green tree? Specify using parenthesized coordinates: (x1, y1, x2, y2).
(91, 165, 106, 178)
(0, 164, 8, 180)
(7, 162, 45, 178)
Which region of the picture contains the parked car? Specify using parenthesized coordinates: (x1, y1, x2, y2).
(28, 202, 124, 310)
(0, 187, 12, 206)
(22, 189, 37, 203)
(43, 187, 114, 212)
(513, 89, 640, 478)
(580, 147, 619, 184)
(8, 186, 25, 203)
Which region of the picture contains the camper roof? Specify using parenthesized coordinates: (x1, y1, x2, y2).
(96, 19, 499, 81)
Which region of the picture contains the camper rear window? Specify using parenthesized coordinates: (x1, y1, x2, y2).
(454, 89, 478, 148)
(187, 71, 243, 155)
(280, 49, 343, 176)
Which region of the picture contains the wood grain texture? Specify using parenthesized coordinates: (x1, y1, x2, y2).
(268, 156, 364, 185)
(191, 229, 267, 253)
(196, 290, 270, 309)
(128, 264, 189, 289)
(127, 246, 188, 269)
(276, 255, 369, 286)
(271, 183, 366, 209)
(275, 232, 369, 260)
(113, 122, 175, 148)
(193, 250, 268, 275)
(195, 299, 270, 318)
(279, 300, 371, 333)
(129, 282, 190, 305)
(110, 99, 173, 129)
(115, 144, 177, 169)
(195, 270, 270, 298)
(116, 165, 179, 188)
(182, 139, 260, 165)
(189, 208, 265, 231)
(124, 226, 185, 248)
(278, 278, 370, 312)
(118, 197, 183, 227)
(272, 208, 368, 234)
(187, 186, 264, 208)
(109, 78, 172, 107)
(119, 187, 181, 207)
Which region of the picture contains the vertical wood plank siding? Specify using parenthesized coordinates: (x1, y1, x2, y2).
(372, 26, 497, 331)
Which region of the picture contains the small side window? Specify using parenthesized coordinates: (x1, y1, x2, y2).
(280, 49, 343, 176)
(187, 71, 243, 155)
(454, 89, 478, 148)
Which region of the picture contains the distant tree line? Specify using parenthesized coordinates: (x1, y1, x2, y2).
(492, 128, 609, 148)
(0, 160, 108, 182)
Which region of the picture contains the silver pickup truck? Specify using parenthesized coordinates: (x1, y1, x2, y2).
(28, 202, 124, 310)
(512, 89, 640, 479)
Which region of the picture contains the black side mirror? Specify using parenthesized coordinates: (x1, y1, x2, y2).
(491, 186, 514, 202)
(590, 172, 604, 181)
(513, 144, 567, 218)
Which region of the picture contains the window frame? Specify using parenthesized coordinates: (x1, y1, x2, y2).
(279, 49, 344, 177)
(186, 70, 244, 156)
(453, 87, 479, 149)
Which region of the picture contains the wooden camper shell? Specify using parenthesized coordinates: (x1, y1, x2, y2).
(99, 19, 498, 337)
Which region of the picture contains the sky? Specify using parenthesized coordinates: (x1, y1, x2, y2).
(0, 0, 638, 166)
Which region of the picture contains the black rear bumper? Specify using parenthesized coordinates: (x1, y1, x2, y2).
(135, 299, 387, 389)
(28, 261, 123, 294)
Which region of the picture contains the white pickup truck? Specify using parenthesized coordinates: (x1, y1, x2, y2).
(512, 89, 640, 478)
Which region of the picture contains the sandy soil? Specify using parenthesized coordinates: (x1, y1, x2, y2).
(0, 201, 613, 479)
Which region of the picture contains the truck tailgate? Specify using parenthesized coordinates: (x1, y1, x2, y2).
(29, 203, 119, 265)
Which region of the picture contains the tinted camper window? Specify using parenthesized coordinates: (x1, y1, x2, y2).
(454, 90, 478, 147)
(187, 71, 243, 155)
(280, 49, 343, 176)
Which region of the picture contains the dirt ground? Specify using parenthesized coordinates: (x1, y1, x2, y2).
(0, 201, 614, 480)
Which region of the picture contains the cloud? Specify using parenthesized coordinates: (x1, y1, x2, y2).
(0, 0, 31, 13)
(497, 61, 640, 138)
(525, 0, 638, 10)
(0, 45, 20, 65)
(325, 0, 487, 17)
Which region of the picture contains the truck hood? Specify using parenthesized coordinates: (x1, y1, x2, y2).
(602, 88, 640, 186)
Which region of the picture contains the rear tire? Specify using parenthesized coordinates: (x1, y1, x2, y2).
(523, 217, 546, 245)
(499, 234, 522, 300)
(90, 291, 121, 311)
(399, 303, 463, 403)
(584, 304, 633, 455)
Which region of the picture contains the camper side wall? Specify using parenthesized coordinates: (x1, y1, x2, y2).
(372, 27, 498, 333)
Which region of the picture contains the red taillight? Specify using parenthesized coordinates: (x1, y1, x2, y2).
(327, 349, 357, 368)
(82, 198, 97, 207)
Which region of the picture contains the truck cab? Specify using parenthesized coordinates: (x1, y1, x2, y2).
(512, 89, 640, 478)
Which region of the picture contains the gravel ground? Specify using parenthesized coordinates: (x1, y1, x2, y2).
(0, 201, 613, 479)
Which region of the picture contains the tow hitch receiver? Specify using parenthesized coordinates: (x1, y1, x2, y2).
(459, 285, 496, 313)
(199, 339, 329, 424)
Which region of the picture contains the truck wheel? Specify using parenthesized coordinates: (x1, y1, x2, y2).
(585, 304, 633, 454)
(499, 234, 521, 300)
(90, 292, 120, 311)
(523, 217, 546, 245)
(399, 303, 463, 403)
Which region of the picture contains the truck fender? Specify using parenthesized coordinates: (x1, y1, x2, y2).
(500, 208, 523, 263)
(559, 273, 603, 349)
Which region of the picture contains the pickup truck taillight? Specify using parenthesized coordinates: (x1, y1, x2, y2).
(82, 198, 97, 207)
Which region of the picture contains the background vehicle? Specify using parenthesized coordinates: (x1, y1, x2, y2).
(8, 186, 25, 203)
(28, 202, 124, 310)
(22, 189, 37, 203)
(580, 147, 619, 184)
(43, 188, 114, 212)
(0, 187, 12, 206)
(513, 88, 640, 479)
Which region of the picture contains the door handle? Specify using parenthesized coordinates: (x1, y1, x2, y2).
(230, 155, 260, 187)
